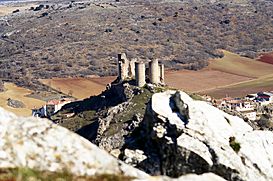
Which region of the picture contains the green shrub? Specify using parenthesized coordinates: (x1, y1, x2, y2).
(229, 136, 241, 153)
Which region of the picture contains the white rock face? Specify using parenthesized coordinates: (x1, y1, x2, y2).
(124, 149, 147, 166)
(176, 173, 226, 181)
(0, 107, 226, 181)
(0, 107, 148, 179)
(151, 91, 273, 181)
(147, 173, 226, 181)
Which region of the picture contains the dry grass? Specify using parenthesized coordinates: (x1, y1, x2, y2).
(40, 76, 116, 99)
(0, 83, 45, 116)
(0, 167, 133, 181)
(165, 69, 251, 92)
(208, 50, 273, 78)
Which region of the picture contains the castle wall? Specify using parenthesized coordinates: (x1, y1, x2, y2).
(117, 53, 164, 86)
(159, 64, 165, 84)
(128, 58, 136, 78)
(135, 62, 146, 87)
(118, 53, 129, 81)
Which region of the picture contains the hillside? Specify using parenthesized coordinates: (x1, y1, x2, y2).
(201, 74, 273, 98)
(196, 50, 273, 98)
(0, 0, 272, 90)
(46, 82, 273, 181)
(208, 50, 273, 78)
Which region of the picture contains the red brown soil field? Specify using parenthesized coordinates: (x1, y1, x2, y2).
(165, 70, 252, 92)
(40, 76, 116, 99)
(257, 52, 273, 65)
(166, 50, 273, 98)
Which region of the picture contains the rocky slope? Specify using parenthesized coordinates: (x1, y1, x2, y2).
(53, 82, 273, 181)
(119, 91, 273, 181)
(0, 106, 229, 181)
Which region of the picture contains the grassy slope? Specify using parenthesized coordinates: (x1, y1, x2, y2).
(204, 74, 273, 98)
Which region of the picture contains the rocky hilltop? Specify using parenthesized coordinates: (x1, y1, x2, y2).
(50, 82, 273, 181)
(120, 90, 273, 181)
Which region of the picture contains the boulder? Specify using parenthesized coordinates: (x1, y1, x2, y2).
(0, 107, 148, 179)
(7, 98, 25, 108)
(122, 90, 273, 181)
(0, 106, 226, 181)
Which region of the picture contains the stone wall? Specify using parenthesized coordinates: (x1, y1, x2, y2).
(117, 53, 165, 87)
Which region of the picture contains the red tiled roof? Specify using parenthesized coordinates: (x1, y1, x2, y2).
(46, 99, 71, 105)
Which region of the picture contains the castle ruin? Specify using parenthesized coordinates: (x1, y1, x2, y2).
(117, 53, 165, 87)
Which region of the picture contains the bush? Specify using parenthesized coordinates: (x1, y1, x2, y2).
(229, 137, 241, 153)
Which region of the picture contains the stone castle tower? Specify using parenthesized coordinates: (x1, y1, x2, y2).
(135, 62, 146, 87)
(117, 53, 164, 87)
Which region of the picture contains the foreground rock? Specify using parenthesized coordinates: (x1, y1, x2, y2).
(0, 107, 148, 179)
(120, 91, 273, 181)
(0, 107, 226, 181)
(53, 82, 273, 181)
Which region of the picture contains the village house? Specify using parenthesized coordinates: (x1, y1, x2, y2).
(217, 98, 257, 121)
(255, 92, 273, 105)
(32, 98, 72, 118)
(215, 91, 273, 121)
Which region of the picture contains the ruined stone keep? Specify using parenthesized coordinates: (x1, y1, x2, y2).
(117, 53, 164, 87)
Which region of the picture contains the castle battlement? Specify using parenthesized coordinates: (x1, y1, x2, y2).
(117, 53, 164, 87)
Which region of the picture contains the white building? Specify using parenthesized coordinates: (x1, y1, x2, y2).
(32, 99, 72, 117)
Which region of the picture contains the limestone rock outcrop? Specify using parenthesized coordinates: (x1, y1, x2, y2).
(0, 107, 227, 181)
(153, 173, 227, 181)
(0, 107, 148, 179)
(121, 91, 273, 181)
